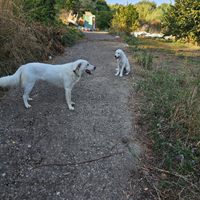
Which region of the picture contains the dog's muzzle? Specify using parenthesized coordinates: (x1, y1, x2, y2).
(85, 66, 96, 75)
(115, 55, 119, 60)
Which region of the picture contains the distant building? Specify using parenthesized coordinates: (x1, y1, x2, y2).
(84, 12, 95, 30)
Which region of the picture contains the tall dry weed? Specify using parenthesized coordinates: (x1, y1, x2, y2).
(0, 0, 64, 76)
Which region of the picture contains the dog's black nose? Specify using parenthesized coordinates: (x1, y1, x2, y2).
(94, 66, 96, 70)
(115, 55, 116, 57)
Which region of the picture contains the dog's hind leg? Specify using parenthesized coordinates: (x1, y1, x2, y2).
(23, 83, 35, 108)
(125, 71, 130, 75)
(65, 88, 74, 110)
(125, 63, 130, 76)
(125, 68, 130, 75)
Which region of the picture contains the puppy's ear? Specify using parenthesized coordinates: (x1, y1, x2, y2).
(73, 63, 82, 71)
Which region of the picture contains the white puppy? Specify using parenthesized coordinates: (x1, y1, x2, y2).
(0, 59, 96, 110)
(115, 49, 130, 77)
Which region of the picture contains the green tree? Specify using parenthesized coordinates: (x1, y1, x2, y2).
(109, 3, 121, 14)
(22, 0, 57, 25)
(135, 0, 157, 19)
(162, 0, 200, 45)
(79, 0, 96, 10)
(135, 0, 156, 9)
(58, 0, 79, 10)
(145, 3, 170, 21)
(96, 0, 110, 11)
(111, 3, 139, 33)
(159, 3, 170, 14)
(95, 11, 113, 29)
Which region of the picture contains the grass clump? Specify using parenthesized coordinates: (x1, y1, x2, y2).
(125, 34, 200, 199)
(140, 58, 200, 199)
(131, 48, 153, 70)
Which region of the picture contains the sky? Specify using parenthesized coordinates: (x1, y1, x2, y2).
(106, 0, 174, 6)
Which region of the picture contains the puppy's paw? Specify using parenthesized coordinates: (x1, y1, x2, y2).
(119, 74, 123, 77)
(115, 73, 119, 76)
(71, 102, 75, 105)
(28, 97, 33, 101)
(125, 72, 129, 75)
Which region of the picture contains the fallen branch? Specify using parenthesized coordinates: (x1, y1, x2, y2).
(32, 151, 124, 168)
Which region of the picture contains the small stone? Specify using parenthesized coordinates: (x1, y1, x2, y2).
(161, 173, 167, 180)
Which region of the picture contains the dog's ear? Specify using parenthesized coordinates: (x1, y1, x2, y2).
(73, 63, 82, 71)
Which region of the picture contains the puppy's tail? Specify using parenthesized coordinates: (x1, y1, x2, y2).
(0, 66, 23, 87)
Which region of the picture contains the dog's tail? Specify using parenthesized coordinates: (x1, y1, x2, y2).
(0, 66, 23, 87)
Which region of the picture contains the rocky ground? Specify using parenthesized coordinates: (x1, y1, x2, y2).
(0, 32, 155, 200)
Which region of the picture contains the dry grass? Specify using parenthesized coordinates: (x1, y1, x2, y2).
(138, 37, 200, 57)
(59, 9, 70, 25)
(0, 0, 71, 76)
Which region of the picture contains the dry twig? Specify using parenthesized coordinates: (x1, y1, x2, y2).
(33, 151, 124, 168)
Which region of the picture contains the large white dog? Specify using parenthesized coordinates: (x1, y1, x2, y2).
(0, 60, 96, 110)
(115, 49, 130, 77)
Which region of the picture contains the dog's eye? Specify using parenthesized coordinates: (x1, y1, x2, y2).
(87, 63, 89, 66)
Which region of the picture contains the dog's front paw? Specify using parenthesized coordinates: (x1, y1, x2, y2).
(125, 72, 129, 75)
(69, 106, 74, 110)
(25, 104, 31, 108)
(119, 74, 123, 77)
(115, 73, 119, 76)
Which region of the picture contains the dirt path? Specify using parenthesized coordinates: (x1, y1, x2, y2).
(0, 32, 142, 199)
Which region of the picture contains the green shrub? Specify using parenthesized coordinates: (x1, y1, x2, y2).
(95, 11, 113, 30)
(22, 0, 57, 25)
(109, 3, 139, 34)
(125, 35, 137, 46)
(162, 0, 200, 45)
